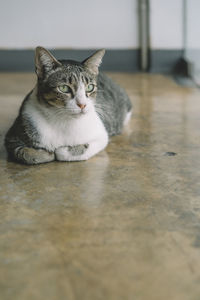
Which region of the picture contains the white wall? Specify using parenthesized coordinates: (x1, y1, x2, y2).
(1, 0, 195, 50)
(185, 0, 200, 85)
(150, 0, 183, 49)
(186, 0, 200, 49)
(0, 0, 138, 49)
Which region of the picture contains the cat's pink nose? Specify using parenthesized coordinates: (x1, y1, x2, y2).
(77, 103, 86, 109)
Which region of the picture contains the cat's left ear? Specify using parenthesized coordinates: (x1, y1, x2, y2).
(82, 49, 105, 75)
(35, 46, 61, 79)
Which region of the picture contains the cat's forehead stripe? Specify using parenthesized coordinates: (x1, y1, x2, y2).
(68, 76, 72, 85)
(44, 63, 95, 90)
(66, 72, 90, 85)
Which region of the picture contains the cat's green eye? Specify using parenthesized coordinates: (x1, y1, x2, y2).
(86, 84, 95, 93)
(58, 85, 71, 93)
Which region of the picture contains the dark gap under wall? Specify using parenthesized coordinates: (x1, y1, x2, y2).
(0, 49, 182, 73)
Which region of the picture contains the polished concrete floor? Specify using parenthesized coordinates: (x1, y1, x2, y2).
(1, 72, 200, 300)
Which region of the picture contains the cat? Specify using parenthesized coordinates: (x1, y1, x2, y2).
(5, 47, 132, 164)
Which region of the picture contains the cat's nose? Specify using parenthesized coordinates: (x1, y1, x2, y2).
(77, 103, 86, 109)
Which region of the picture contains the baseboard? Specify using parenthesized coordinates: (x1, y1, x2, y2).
(0, 49, 182, 73)
(0, 49, 139, 72)
(150, 50, 183, 73)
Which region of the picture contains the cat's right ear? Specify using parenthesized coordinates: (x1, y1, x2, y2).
(35, 47, 61, 79)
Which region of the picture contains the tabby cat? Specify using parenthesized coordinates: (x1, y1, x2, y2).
(5, 47, 132, 164)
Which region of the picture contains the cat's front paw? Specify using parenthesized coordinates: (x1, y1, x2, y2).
(55, 146, 71, 161)
(55, 144, 89, 161)
(68, 144, 89, 156)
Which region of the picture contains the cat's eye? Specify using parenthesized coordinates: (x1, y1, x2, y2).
(86, 84, 95, 93)
(58, 85, 71, 93)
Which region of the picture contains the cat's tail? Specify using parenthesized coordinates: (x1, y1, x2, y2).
(123, 109, 132, 126)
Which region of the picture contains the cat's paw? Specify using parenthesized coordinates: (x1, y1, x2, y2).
(55, 144, 89, 161)
(17, 147, 55, 165)
(68, 144, 89, 156)
(55, 146, 71, 161)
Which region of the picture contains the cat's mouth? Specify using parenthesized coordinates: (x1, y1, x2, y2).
(81, 108, 88, 114)
(66, 107, 88, 115)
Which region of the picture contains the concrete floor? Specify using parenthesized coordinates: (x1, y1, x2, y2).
(1, 72, 200, 300)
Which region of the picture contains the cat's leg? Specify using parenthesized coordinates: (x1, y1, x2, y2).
(12, 147, 55, 165)
(55, 136, 108, 162)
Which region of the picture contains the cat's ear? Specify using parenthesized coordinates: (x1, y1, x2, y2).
(82, 49, 105, 75)
(35, 46, 61, 79)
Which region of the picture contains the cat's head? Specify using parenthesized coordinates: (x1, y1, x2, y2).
(35, 46, 105, 115)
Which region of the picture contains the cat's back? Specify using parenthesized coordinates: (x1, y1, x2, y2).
(96, 72, 132, 136)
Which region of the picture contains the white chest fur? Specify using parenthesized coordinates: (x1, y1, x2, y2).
(23, 99, 108, 152)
